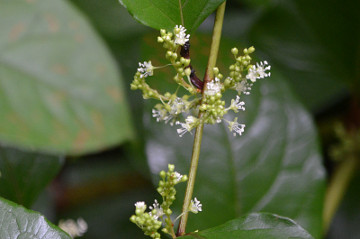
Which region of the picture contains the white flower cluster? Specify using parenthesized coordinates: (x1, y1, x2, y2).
(131, 25, 271, 138)
(176, 116, 198, 137)
(174, 25, 190, 46)
(131, 164, 201, 239)
(152, 97, 186, 125)
(246, 61, 271, 82)
(138, 61, 154, 78)
(59, 218, 88, 238)
(204, 77, 222, 96)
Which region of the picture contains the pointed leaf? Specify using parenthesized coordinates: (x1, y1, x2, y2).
(141, 35, 325, 238)
(119, 0, 225, 32)
(0, 146, 64, 208)
(180, 213, 314, 239)
(0, 0, 133, 155)
(0, 197, 71, 239)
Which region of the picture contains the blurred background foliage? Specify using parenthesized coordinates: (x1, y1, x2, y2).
(0, 0, 359, 238)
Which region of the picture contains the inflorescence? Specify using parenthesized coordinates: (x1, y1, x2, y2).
(130, 164, 201, 239)
(131, 25, 271, 137)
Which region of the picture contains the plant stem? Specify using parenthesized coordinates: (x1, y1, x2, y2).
(176, 1, 226, 236)
(323, 156, 358, 233)
(167, 215, 177, 239)
(178, 0, 184, 26)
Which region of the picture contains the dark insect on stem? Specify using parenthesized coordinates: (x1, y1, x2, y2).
(190, 68, 204, 90)
(180, 42, 204, 90)
(180, 42, 190, 59)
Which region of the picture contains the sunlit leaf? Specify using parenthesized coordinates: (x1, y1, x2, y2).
(119, 0, 225, 32)
(0, 197, 71, 239)
(180, 213, 314, 239)
(0, 0, 133, 155)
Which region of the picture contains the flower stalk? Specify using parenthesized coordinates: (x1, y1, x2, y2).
(177, 1, 227, 236)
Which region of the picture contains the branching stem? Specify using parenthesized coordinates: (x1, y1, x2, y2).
(176, 1, 226, 236)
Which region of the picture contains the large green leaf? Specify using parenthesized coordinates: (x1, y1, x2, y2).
(0, 146, 64, 208)
(180, 213, 314, 239)
(0, 0, 133, 155)
(246, 1, 355, 111)
(119, 0, 225, 32)
(141, 35, 325, 238)
(71, 0, 149, 40)
(0, 197, 71, 239)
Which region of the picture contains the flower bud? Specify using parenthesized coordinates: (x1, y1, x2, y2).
(168, 164, 175, 172)
(213, 67, 219, 75)
(157, 36, 164, 43)
(185, 67, 191, 76)
(231, 47, 238, 55)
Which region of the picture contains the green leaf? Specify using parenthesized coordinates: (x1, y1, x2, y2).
(0, 0, 133, 155)
(246, 1, 353, 110)
(119, 0, 225, 32)
(180, 213, 314, 239)
(0, 197, 71, 239)
(70, 0, 149, 40)
(0, 146, 64, 208)
(141, 35, 325, 238)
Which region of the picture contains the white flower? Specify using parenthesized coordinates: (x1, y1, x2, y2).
(204, 77, 221, 96)
(234, 80, 252, 95)
(169, 97, 185, 115)
(174, 25, 190, 45)
(149, 200, 164, 220)
(59, 218, 88, 238)
(246, 61, 271, 82)
(152, 108, 169, 122)
(137, 61, 154, 78)
(226, 117, 245, 136)
(189, 198, 202, 214)
(176, 116, 197, 137)
(173, 171, 183, 183)
(152, 98, 186, 125)
(230, 95, 245, 112)
(135, 201, 147, 212)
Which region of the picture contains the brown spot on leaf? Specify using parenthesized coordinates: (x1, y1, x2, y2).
(73, 129, 91, 151)
(9, 23, 25, 42)
(52, 64, 68, 75)
(91, 111, 104, 134)
(45, 14, 59, 33)
(106, 88, 122, 102)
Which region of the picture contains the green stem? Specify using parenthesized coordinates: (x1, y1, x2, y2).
(176, 2, 226, 236)
(167, 215, 177, 239)
(178, 0, 184, 26)
(323, 156, 358, 233)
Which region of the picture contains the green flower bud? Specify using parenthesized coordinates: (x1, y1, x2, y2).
(168, 164, 175, 172)
(157, 36, 164, 43)
(248, 46, 255, 53)
(231, 47, 238, 55)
